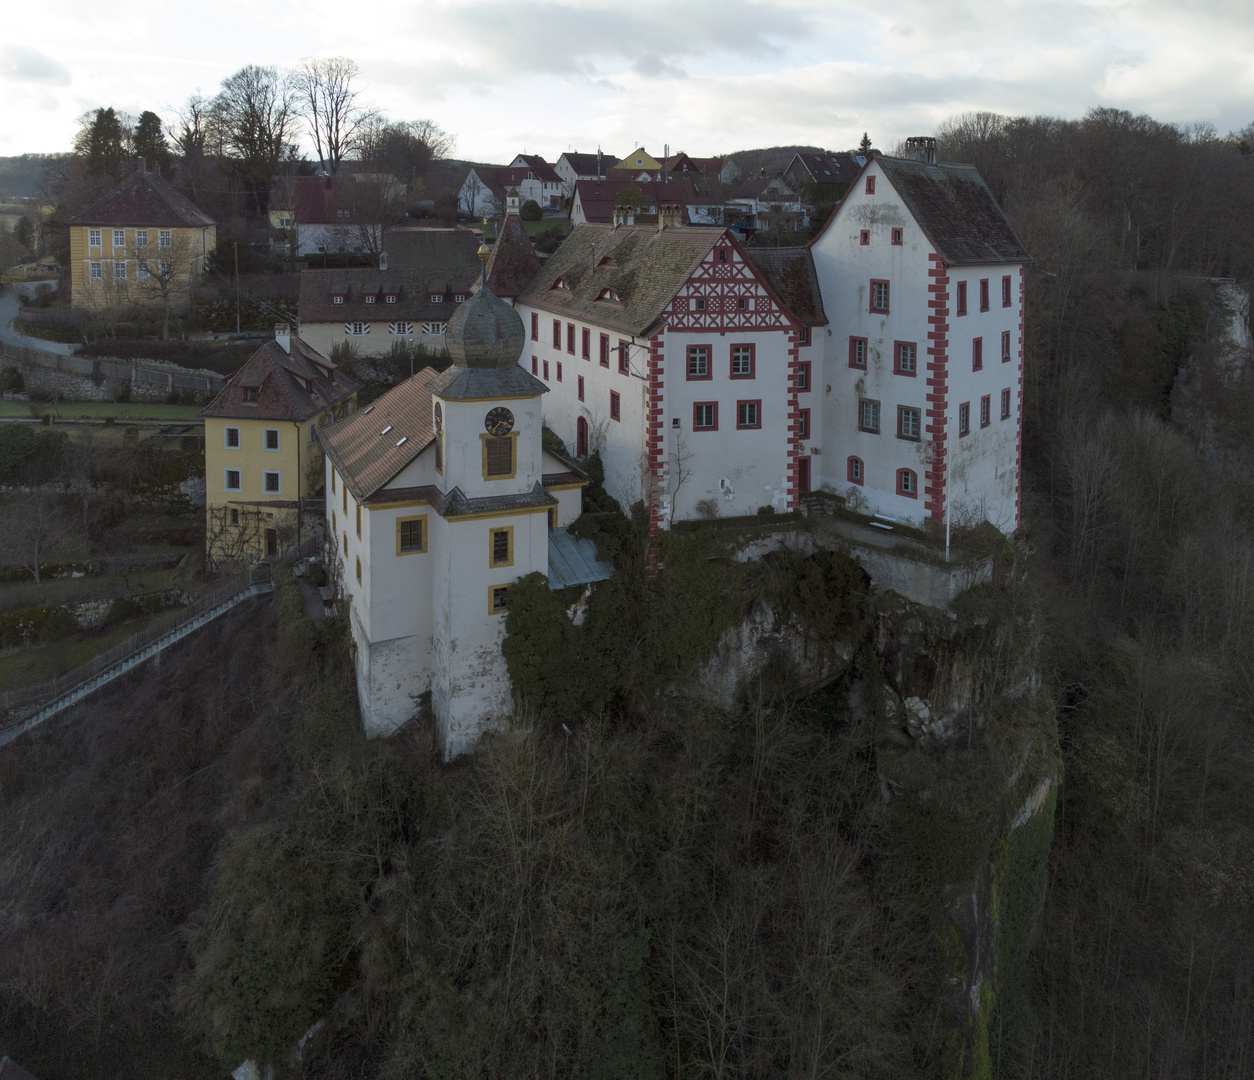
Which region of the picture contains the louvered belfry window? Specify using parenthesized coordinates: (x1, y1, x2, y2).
(486, 437, 513, 476)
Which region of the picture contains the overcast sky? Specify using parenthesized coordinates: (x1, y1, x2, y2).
(2, 0, 1252, 162)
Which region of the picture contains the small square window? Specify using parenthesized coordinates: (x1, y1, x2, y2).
(693, 402, 717, 430)
(224, 469, 241, 491)
(891, 227, 903, 245)
(365, 295, 376, 304)
(243, 387, 259, 402)
(430, 293, 443, 303)
(453, 294, 465, 303)
(859, 399, 880, 433)
(224, 426, 240, 448)
(610, 390, 621, 421)
(980, 395, 991, 428)
(332, 295, 344, 304)
(398, 517, 424, 553)
(849, 337, 868, 369)
(264, 428, 279, 451)
(860, 230, 870, 246)
(577, 375, 585, 402)
(1001, 388, 1011, 419)
(958, 402, 971, 437)
(736, 400, 760, 429)
(736, 297, 748, 311)
(263, 471, 281, 493)
(387, 294, 399, 303)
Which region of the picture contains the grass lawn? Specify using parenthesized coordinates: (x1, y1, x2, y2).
(0, 402, 204, 422)
(0, 615, 165, 688)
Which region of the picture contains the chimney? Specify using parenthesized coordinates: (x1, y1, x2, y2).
(905, 136, 937, 166)
(275, 323, 291, 353)
(137, 156, 146, 174)
(379, 250, 388, 271)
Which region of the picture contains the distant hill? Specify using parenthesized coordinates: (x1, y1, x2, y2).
(0, 155, 64, 199)
(721, 145, 833, 177)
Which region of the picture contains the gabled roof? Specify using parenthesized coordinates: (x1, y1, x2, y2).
(68, 167, 216, 228)
(729, 173, 797, 200)
(383, 228, 482, 270)
(744, 247, 827, 327)
(485, 215, 541, 298)
(516, 223, 723, 337)
(298, 267, 480, 323)
(787, 151, 867, 187)
(571, 179, 691, 224)
(869, 156, 1031, 266)
(271, 176, 382, 225)
(559, 152, 619, 176)
(509, 154, 562, 183)
(199, 336, 358, 423)
(319, 367, 440, 501)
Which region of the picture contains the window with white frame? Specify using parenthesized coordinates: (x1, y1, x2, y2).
(137, 261, 150, 279)
(1001, 388, 1012, 419)
(88, 229, 101, 248)
(687, 345, 710, 379)
(736, 400, 760, 429)
(895, 342, 917, 375)
(958, 402, 971, 436)
(730, 344, 754, 378)
(113, 260, 127, 280)
(224, 468, 242, 491)
(159, 260, 172, 279)
(263, 471, 281, 494)
(345, 322, 371, 335)
(389, 322, 414, 335)
(135, 229, 149, 249)
(897, 406, 921, 440)
(89, 261, 102, 281)
(113, 229, 126, 249)
(264, 428, 280, 451)
(980, 395, 991, 428)
(453, 293, 465, 302)
(224, 426, 240, 449)
(158, 230, 171, 249)
(365, 295, 376, 304)
(332, 295, 344, 305)
(859, 399, 880, 433)
(421, 322, 447, 335)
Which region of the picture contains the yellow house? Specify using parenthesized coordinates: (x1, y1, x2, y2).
(200, 324, 360, 565)
(67, 159, 216, 311)
(619, 147, 662, 171)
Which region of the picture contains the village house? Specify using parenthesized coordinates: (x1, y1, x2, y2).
(319, 284, 604, 755)
(201, 326, 359, 564)
(268, 175, 390, 256)
(784, 151, 868, 206)
(457, 155, 564, 217)
(297, 262, 482, 356)
(67, 158, 215, 311)
(554, 150, 619, 196)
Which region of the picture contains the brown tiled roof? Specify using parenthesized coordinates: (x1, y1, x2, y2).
(873, 157, 1032, 266)
(68, 167, 215, 228)
(787, 152, 866, 188)
(485, 215, 540, 298)
(571, 179, 691, 224)
(269, 176, 382, 225)
(511, 155, 562, 184)
(383, 228, 482, 270)
(730, 174, 797, 200)
(560, 152, 619, 176)
(298, 267, 480, 324)
(744, 247, 827, 326)
(516, 223, 722, 337)
(318, 368, 439, 501)
(199, 336, 358, 423)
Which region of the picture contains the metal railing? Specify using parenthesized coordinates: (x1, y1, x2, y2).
(0, 562, 272, 718)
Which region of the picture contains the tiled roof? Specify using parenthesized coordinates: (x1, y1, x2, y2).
(560, 152, 619, 176)
(485, 215, 540, 298)
(571, 179, 691, 224)
(744, 247, 827, 326)
(788, 152, 866, 187)
(441, 481, 556, 519)
(516, 223, 722, 337)
(383, 228, 482, 270)
(298, 267, 480, 323)
(428, 363, 548, 401)
(199, 336, 358, 423)
(269, 176, 382, 225)
(68, 167, 216, 228)
(511, 155, 562, 183)
(873, 157, 1032, 266)
(730, 174, 797, 200)
(318, 368, 439, 501)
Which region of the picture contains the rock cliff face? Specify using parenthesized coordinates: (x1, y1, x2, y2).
(686, 552, 1059, 1078)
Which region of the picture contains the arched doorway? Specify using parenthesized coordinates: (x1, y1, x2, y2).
(576, 416, 588, 457)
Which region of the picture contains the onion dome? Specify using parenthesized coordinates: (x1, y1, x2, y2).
(444, 285, 526, 369)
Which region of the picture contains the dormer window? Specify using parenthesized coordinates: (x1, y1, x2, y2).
(453, 293, 465, 303)
(598, 287, 620, 302)
(332, 294, 345, 305)
(385, 293, 397, 303)
(365, 295, 376, 304)
(243, 387, 258, 402)
(430, 293, 443, 303)
(597, 256, 616, 268)
(552, 276, 569, 291)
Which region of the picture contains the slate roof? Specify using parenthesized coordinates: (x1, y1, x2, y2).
(560, 152, 619, 176)
(200, 336, 358, 423)
(441, 481, 556, 519)
(787, 151, 867, 188)
(744, 247, 827, 326)
(383, 228, 482, 270)
(546, 527, 614, 590)
(318, 368, 439, 501)
(68, 167, 216, 228)
(485, 215, 541, 298)
(298, 267, 480, 324)
(873, 157, 1032, 266)
(571, 179, 691, 225)
(516, 223, 723, 337)
(428, 363, 548, 401)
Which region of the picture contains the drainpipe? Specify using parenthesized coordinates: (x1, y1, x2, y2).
(293, 420, 302, 557)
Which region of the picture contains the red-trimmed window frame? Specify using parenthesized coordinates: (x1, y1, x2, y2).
(736, 399, 762, 430)
(1001, 330, 1012, 362)
(531, 312, 538, 341)
(849, 336, 868, 369)
(859, 229, 870, 246)
(891, 227, 903, 245)
(865, 175, 876, 195)
(552, 319, 561, 348)
(686, 344, 711, 380)
(599, 333, 609, 366)
(980, 394, 990, 428)
(730, 343, 755, 379)
(618, 339, 630, 374)
(797, 361, 812, 392)
(958, 401, 971, 437)
(1000, 387, 1011, 420)
(581, 327, 591, 359)
(693, 401, 718, 431)
(893, 341, 918, 376)
(609, 390, 621, 421)
(979, 278, 990, 312)
(567, 322, 576, 355)
(870, 279, 889, 314)
(543, 359, 550, 380)
(577, 375, 585, 402)
(897, 405, 922, 441)
(1002, 275, 1012, 307)
(897, 468, 918, 498)
(956, 281, 968, 316)
(847, 456, 864, 485)
(797, 407, 811, 440)
(972, 337, 983, 371)
(798, 325, 810, 345)
(531, 355, 538, 375)
(556, 361, 563, 382)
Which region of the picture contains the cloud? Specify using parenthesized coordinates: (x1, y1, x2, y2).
(0, 45, 71, 86)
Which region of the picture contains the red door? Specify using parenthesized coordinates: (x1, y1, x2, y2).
(798, 456, 811, 495)
(576, 416, 588, 457)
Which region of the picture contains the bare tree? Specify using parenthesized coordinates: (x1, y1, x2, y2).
(209, 66, 298, 218)
(1, 490, 79, 587)
(172, 92, 211, 202)
(668, 430, 693, 525)
(205, 505, 264, 571)
(294, 56, 374, 176)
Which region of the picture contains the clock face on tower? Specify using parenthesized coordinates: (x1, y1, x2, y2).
(484, 407, 514, 437)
